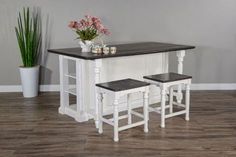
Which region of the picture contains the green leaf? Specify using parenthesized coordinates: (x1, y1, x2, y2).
(15, 7, 41, 67)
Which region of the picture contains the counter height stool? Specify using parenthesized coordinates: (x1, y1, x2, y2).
(96, 79, 150, 142)
(143, 72, 192, 128)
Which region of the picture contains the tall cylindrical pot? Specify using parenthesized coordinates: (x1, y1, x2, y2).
(19, 65, 40, 98)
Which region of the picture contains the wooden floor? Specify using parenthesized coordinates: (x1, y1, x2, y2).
(0, 91, 236, 157)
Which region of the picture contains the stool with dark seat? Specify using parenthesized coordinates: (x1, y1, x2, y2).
(143, 72, 192, 128)
(96, 78, 150, 142)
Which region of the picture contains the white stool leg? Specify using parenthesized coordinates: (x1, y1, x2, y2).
(143, 91, 149, 133)
(161, 87, 166, 128)
(169, 87, 173, 114)
(127, 94, 132, 125)
(113, 99, 119, 142)
(98, 93, 103, 134)
(185, 84, 190, 121)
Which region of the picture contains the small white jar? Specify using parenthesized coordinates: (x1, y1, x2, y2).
(103, 47, 110, 54)
(110, 47, 117, 54)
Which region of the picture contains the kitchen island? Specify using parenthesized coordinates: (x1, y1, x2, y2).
(48, 42, 195, 127)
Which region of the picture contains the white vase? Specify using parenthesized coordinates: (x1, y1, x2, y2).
(79, 40, 94, 52)
(19, 65, 40, 98)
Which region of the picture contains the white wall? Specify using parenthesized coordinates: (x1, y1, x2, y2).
(1, 0, 236, 87)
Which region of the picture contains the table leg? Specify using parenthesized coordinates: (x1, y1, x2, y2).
(185, 83, 190, 121)
(176, 50, 186, 103)
(143, 88, 149, 133)
(94, 59, 102, 129)
(75, 59, 88, 122)
(59, 55, 69, 114)
(160, 86, 166, 128)
(127, 94, 132, 125)
(113, 99, 119, 142)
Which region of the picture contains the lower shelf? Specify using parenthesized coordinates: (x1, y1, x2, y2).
(65, 88, 76, 96)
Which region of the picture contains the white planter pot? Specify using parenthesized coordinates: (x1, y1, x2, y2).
(79, 40, 94, 52)
(19, 65, 40, 98)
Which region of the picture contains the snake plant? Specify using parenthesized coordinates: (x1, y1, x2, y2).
(15, 7, 41, 67)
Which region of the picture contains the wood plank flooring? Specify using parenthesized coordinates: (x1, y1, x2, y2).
(0, 91, 236, 157)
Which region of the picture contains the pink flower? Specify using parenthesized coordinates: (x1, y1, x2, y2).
(77, 23, 82, 29)
(94, 23, 103, 31)
(79, 19, 86, 27)
(85, 15, 91, 19)
(92, 17, 101, 23)
(68, 15, 110, 40)
(101, 28, 110, 35)
(68, 21, 79, 29)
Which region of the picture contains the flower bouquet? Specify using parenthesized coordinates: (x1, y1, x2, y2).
(69, 15, 110, 52)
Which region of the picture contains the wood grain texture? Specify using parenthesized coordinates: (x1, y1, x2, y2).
(0, 91, 236, 157)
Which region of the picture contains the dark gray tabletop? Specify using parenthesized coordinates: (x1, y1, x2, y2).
(48, 42, 195, 60)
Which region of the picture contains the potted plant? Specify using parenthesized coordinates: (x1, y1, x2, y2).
(15, 7, 41, 98)
(68, 15, 110, 52)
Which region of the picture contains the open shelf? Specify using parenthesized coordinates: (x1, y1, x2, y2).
(65, 73, 76, 79)
(65, 88, 76, 96)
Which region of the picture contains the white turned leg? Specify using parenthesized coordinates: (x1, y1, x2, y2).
(127, 94, 132, 125)
(176, 50, 185, 103)
(94, 59, 102, 129)
(169, 87, 173, 114)
(185, 84, 190, 121)
(161, 87, 166, 128)
(113, 99, 119, 142)
(76, 60, 83, 117)
(98, 93, 103, 134)
(59, 55, 69, 114)
(143, 91, 149, 133)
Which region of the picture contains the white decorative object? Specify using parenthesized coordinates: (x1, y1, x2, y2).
(97, 47, 102, 54)
(19, 65, 40, 98)
(79, 40, 94, 52)
(92, 46, 99, 53)
(103, 47, 109, 54)
(110, 47, 117, 54)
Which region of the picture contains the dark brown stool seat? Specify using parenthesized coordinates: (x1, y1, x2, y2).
(96, 78, 150, 91)
(143, 72, 192, 83)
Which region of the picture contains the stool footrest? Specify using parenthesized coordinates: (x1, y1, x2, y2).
(131, 111, 144, 118)
(149, 105, 170, 113)
(172, 102, 186, 108)
(165, 110, 186, 119)
(149, 107, 161, 114)
(118, 121, 145, 132)
(102, 117, 114, 126)
(109, 115, 129, 122)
